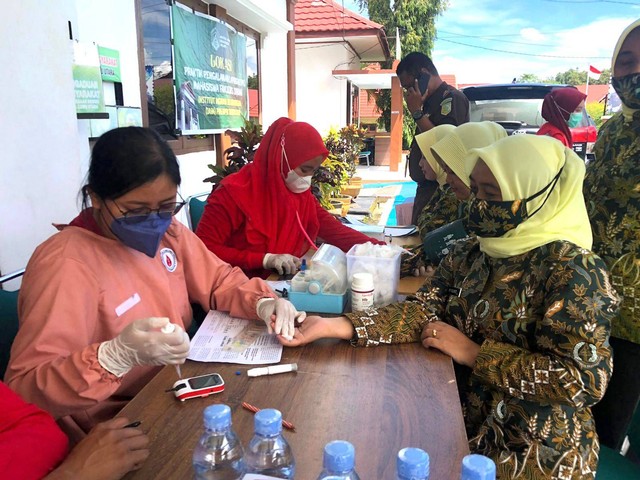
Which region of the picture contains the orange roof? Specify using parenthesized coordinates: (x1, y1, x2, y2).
(295, 0, 384, 35)
(576, 84, 609, 104)
(359, 89, 381, 119)
(248, 89, 259, 117)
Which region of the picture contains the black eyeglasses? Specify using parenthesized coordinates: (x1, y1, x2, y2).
(111, 194, 186, 224)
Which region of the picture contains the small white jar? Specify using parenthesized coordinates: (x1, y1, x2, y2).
(351, 272, 374, 312)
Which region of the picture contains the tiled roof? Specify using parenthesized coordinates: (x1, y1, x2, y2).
(295, 0, 384, 34)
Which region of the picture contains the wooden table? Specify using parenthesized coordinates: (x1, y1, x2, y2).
(119, 341, 468, 479)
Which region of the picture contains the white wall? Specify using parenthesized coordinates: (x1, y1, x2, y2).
(0, 1, 83, 289)
(295, 42, 359, 135)
(261, 31, 290, 126)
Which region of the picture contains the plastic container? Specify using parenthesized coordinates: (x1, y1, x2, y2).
(460, 454, 496, 480)
(347, 243, 401, 307)
(288, 244, 348, 314)
(243, 408, 295, 479)
(192, 404, 244, 480)
(396, 447, 429, 480)
(350, 273, 374, 312)
(317, 440, 361, 479)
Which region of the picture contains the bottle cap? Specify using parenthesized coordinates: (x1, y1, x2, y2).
(397, 447, 429, 479)
(254, 408, 282, 436)
(203, 404, 231, 431)
(461, 454, 496, 480)
(351, 272, 374, 291)
(323, 440, 355, 473)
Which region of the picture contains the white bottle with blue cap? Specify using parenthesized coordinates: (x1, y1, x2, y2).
(192, 404, 244, 479)
(317, 440, 361, 479)
(460, 454, 496, 480)
(243, 408, 295, 479)
(396, 447, 430, 480)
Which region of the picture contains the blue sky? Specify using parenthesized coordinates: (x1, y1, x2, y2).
(343, 0, 639, 84)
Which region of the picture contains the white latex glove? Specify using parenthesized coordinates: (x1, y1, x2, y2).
(263, 253, 301, 275)
(98, 317, 190, 377)
(256, 298, 306, 340)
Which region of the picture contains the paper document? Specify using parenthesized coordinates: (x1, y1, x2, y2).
(384, 226, 417, 237)
(188, 310, 282, 364)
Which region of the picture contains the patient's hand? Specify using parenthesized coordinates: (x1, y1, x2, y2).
(276, 315, 354, 347)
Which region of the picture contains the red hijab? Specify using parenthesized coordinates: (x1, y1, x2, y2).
(540, 88, 587, 147)
(219, 117, 329, 256)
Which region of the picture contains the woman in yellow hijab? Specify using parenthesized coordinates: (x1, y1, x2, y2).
(584, 18, 640, 451)
(278, 134, 618, 479)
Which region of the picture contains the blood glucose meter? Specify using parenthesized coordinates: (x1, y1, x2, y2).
(171, 373, 225, 401)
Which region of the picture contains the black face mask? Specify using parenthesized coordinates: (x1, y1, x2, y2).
(464, 168, 563, 238)
(612, 72, 640, 110)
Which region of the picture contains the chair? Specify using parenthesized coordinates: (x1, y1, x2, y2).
(596, 405, 640, 478)
(185, 192, 210, 232)
(0, 268, 25, 380)
(358, 150, 372, 167)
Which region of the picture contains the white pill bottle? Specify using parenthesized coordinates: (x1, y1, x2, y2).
(351, 272, 375, 312)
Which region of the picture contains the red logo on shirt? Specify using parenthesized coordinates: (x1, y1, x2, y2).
(160, 248, 177, 272)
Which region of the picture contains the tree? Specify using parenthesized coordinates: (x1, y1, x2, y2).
(553, 68, 611, 86)
(355, 0, 448, 149)
(517, 73, 542, 83)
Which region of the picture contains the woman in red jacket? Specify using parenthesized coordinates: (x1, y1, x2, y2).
(536, 87, 587, 148)
(196, 117, 383, 279)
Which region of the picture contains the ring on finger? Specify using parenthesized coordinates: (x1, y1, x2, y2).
(432, 329, 437, 338)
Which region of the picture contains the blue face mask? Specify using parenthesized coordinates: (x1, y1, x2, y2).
(567, 112, 582, 128)
(110, 213, 172, 257)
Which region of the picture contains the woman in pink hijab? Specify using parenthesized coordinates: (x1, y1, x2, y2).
(537, 87, 587, 148)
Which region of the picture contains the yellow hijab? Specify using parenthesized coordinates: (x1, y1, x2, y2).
(430, 122, 507, 188)
(469, 135, 592, 258)
(613, 19, 640, 121)
(415, 124, 456, 185)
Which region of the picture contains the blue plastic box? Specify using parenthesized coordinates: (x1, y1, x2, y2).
(287, 289, 348, 314)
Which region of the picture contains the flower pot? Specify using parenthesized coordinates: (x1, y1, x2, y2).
(331, 195, 351, 217)
(341, 176, 363, 198)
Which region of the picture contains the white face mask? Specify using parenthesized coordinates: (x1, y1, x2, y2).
(285, 170, 312, 193)
(280, 133, 312, 193)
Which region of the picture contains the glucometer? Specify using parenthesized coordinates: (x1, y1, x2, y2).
(169, 373, 225, 402)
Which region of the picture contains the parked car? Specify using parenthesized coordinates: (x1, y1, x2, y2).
(461, 84, 597, 161)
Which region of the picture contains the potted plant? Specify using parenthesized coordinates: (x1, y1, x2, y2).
(312, 124, 367, 211)
(203, 118, 263, 190)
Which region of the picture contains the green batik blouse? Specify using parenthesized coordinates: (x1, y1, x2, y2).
(584, 111, 640, 344)
(401, 185, 468, 276)
(347, 239, 618, 479)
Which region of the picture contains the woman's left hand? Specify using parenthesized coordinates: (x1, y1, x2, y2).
(421, 321, 480, 368)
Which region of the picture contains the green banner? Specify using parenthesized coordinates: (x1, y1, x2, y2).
(171, 3, 247, 134)
(98, 46, 122, 82)
(72, 42, 105, 114)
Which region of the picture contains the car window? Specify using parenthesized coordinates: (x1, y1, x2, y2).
(469, 99, 543, 127)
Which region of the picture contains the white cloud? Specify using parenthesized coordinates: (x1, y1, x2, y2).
(434, 12, 637, 84)
(520, 28, 545, 43)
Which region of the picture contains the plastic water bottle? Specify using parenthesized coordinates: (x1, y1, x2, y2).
(460, 454, 496, 480)
(317, 440, 361, 479)
(396, 447, 429, 480)
(192, 404, 244, 480)
(243, 408, 295, 479)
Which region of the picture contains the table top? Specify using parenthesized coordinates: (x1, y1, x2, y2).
(119, 340, 468, 479)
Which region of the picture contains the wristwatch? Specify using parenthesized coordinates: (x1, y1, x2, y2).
(412, 109, 425, 120)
